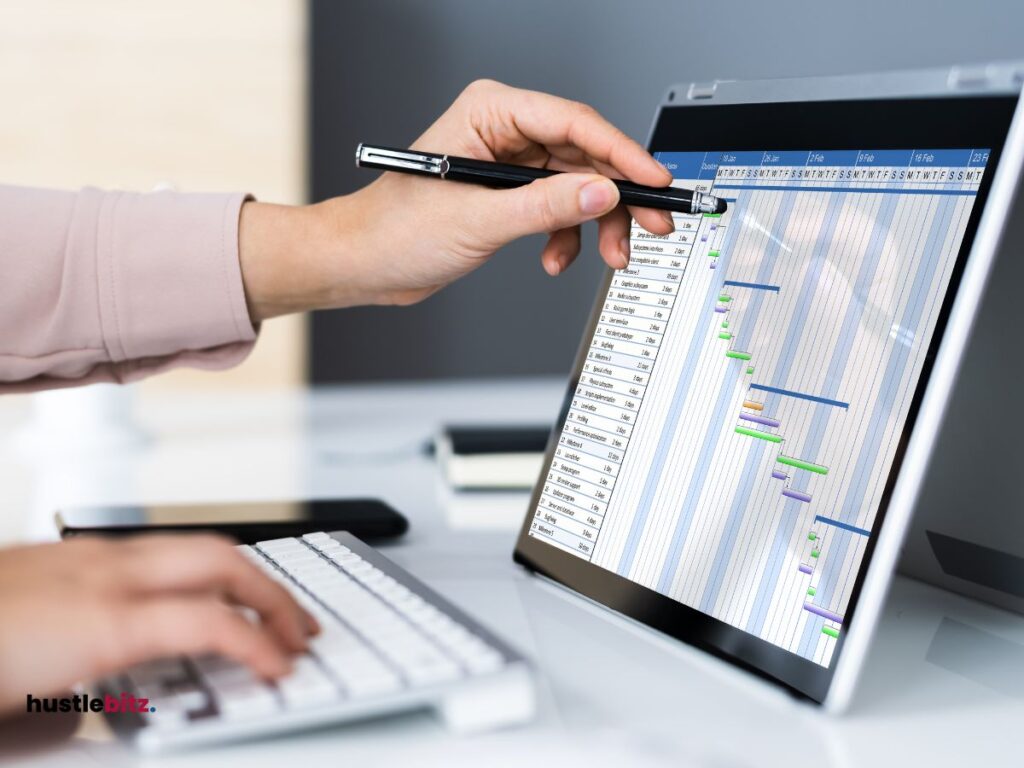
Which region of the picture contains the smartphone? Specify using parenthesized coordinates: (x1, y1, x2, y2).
(56, 498, 408, 544)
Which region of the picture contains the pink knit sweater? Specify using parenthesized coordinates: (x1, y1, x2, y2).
(0, 186, 257, 393)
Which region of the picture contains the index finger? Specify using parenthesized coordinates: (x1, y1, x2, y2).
(113, 596, 294, 681)
(496, 84, 671, 187)
(115, 534, 317, 652)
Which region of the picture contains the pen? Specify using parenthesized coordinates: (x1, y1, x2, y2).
(355, 144, 727, 215)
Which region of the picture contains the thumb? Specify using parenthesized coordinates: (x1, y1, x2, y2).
(474, 173, 620, 245)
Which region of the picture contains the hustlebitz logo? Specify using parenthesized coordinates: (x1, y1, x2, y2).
(26, 693, 156, 714)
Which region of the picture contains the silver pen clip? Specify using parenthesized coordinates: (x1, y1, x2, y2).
(355, 144, 448, 176)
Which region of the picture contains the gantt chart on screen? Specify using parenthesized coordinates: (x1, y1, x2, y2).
(529, 148, 988, 666)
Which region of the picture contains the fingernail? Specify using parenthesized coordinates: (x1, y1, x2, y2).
(660, 211, 675, 230)
(579, 179, 616, 216)
(549, 257, 562, 276)
(618, 237, 630, 269)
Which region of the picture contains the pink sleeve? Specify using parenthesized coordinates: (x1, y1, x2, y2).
(0, 185, 257, 393)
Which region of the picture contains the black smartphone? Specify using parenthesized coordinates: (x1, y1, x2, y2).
(56, 498, 408, 544)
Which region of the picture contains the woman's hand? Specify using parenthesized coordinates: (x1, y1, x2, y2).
(0, 535, 317, 715)
(239, 79, 674, 320)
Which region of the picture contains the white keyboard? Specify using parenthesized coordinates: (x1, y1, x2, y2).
(100, 532, 535, 752)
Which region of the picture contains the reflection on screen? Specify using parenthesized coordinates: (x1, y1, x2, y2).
(529, 149, 989, 666)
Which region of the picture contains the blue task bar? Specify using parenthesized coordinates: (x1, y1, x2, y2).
(722, 280, 780, 293)
(750, 383, 849, 409)
(814, 515, 871, 537)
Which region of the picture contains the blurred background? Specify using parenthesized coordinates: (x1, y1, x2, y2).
(2, 0, 1024, 392)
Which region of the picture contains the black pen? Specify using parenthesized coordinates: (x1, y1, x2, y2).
(355, 144, 727, 215)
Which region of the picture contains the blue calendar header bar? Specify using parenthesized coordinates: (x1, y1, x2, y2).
(655, 148, 990, 179)
(718, 151, 766, 167)
(806, 151, 859, 166)
(654, 152, 714, 179)
(761, 151, 817, 166)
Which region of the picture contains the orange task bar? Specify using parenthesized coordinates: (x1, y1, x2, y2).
(742, 400, 764, 411)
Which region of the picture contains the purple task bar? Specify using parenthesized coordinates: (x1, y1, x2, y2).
(771, 470, 788, 480)
(714, 307, 728, 314)
(803, 602, 843, 624)
(709, 262, 716, 269)
(701, 235, 708, 242)
(739, 412, 780, 428)
(798, 564, 813, 575)
(710, 225, 718, 232)
(783, 488, 812, 503)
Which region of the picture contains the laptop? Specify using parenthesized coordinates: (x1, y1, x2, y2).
(514, 61, 1024, 712)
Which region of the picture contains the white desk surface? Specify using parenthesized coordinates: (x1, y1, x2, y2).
(0, 378, 1020, 767)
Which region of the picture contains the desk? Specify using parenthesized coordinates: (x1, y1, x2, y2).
(0, 379, 1020, 767)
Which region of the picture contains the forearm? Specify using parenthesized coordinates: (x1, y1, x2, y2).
(237, 196, 369, 322)
(1, 80, 668, 395)
(237, 181, 428, 323)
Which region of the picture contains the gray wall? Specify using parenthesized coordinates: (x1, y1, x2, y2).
(310, 0, 1024, 383)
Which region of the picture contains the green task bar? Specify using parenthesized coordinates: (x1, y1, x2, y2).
(718, 294, 732, 303)
(807, 587, 817, 596)
(704, 213, 722, 218)
(718, 332, 731, 340)
(726, 350, 752, 361)
(810, 549, 820, 558)
(777, 455, 829, 475)
(708, 250, 721, 258)
(721, 321, 729, 328)
(735, 426, 782, 443)
(822, 626, 840, 639)
(808, 533, 817, 541)
(746, 366, 754, 375)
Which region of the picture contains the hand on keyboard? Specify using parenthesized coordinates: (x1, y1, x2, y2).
(0, 534, 318, 715)
(103, 532, 535, 751)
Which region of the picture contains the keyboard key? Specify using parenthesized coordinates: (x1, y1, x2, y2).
(342, 672, 402, 698)
(276, 657, 341, 709)
(164, 682, 209, 714)
(199, 676, 275, 716)
(126, 658, 190, 690)
(214, 684, 280, 721)
(145, 697, 190, 731)
(310, 630, 364, 659)
(193, 656, 280, 720)
(404, 659, 462, 686)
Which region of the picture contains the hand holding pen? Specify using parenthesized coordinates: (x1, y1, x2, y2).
(356, 146, 726, 216)
(241, 79, 688, 318)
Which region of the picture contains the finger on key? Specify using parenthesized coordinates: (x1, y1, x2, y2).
(116, 534, 314, 652)
(117, 596, 294, 680)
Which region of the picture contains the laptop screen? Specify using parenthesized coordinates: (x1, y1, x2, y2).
(529, 147, 988, 668)
(515, 94, 1018, 701)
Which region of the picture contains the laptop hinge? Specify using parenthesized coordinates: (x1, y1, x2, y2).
(686, 81, 719, 100)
